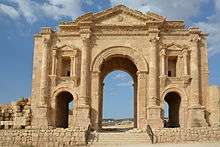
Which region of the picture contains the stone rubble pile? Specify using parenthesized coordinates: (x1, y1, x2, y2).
(0, 98, 31, 129)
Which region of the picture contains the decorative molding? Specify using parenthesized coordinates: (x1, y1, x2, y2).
(160, 43, 189, 51)
(91, 46, 149, 73)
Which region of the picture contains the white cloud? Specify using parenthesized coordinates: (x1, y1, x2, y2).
(195, 0, 220, 56)
(196, 22, 220, 56)
(2, 0, 82, 23)
(215, 0, 220, 11)
(112, 72, 128, 81)
(116, 80, 133, 87)
(112, 72, 133, 87)
(15, 0, 38, 23)
(0, 3, 19, 19)
(41, 0, 82, 20)
(110, 0, 207, 20)
(85, 0, 94, 6)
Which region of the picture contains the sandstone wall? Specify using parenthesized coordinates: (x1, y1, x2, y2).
(0, 129, 87, 147)
(153, 127, 220, 144)
(209, 86, 220, 127)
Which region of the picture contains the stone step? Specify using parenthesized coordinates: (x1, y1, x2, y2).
(88, 132, 152, 146)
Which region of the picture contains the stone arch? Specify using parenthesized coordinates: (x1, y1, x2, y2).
(51, 86, 79, 128)
(52, 86, 78, 101)
(91, 46, 149, 72)
(90, 46, 149, 130)
(161, 87, 186, 101)
(161, 87, 187, 128)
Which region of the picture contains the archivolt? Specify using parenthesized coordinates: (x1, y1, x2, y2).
(52, 86, 78, 100)
(160, 86, 187, 102)
(90, 46, 149, 72)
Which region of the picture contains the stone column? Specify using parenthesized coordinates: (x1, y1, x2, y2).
(32, 37, 51, 129)
(49, 49, 57, 88)
(91, 71, 101, 130)
(51, 49, 57, 76)
(160, 49, 166, 76)
(40, 38, 50, 106)
(70, 56, 76, 77)
(187, 28, 207, 127)
(147, 28, 163, 128)
(75, 28, 92, 129)
(136, 71, 147, 129)
(79, 34, 91, 106)
(182, 49, 189, 76)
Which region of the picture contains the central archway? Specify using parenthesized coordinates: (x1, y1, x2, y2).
(90, 46, 149, 131)
(100, 57, 138, 130)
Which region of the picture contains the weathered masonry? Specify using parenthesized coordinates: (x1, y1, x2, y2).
(1, 5, 220, 138)
(29, 5, 220, 130)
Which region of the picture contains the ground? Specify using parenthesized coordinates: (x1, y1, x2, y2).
(89, 142, 220, 147)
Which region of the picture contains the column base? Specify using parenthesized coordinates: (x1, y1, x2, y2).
(187, 105, 208, 127)
(31, 106, 50, 129)
(75, 105, 91, 130)
(211, 122, 220, 127)
(147, 106, 163, 129)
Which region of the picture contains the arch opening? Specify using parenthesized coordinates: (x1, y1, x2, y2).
(164, 92, 181, 128)
(99, 56, 138, 131)
(55, 91, 74, 128)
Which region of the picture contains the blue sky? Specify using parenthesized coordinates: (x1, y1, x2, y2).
(0, 0, 220, 119)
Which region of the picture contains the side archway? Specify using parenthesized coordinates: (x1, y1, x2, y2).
(51, 86, 79, 128)
(161, 87, 187, 128)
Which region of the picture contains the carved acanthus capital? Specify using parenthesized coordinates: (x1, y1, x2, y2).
(43, 37, 50, 45)
(92, 71, 100, 79)
(40, 27, 54, 34)
(52, 49, 57, 56)
(137, 71, 147, 79)
(149, 36, 160, 44)
(160, 49, 166, 56)
(190, 34, 201, 43)
(182, 49, 189, 56)
(81, 33, 91, 47)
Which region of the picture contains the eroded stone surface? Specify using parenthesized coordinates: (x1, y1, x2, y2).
(1, 5, 220, 146)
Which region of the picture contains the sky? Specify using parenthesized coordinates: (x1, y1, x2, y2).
(0, 0, 220, 119)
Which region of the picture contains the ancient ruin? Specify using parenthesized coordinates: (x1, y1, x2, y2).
(0, 5, 220, 146)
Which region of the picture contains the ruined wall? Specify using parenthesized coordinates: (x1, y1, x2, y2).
(0, 98, 31, 129)
(153, 127, 220, 143)
(209, 86, 220, 127)
(0, 129, 87, 147)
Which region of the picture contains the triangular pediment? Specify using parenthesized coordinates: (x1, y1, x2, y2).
(74, 5, 165, 26)
(59, 45, 73, 50)
(94, 5, 165, 25)
(164, 43, 188, 51)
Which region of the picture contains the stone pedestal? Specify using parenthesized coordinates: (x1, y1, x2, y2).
(147, 106, 163, 128)
(31, 106, 50, 129)
(74, 106, 90, 129)
(187, 106, 207, 127)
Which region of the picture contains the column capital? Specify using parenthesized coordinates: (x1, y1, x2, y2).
(190, 34, 201, 43)
(52, 49, 57, 56)
(149, 36, 160, 44)
(137, 71, 147, 80)
(178, 54, 183, 58)
(42, 37, 51, 47)
(159, 49, 166, 56)
(80, 33, 91, 48)
(92, 71, 101, 78)
(182, 49, 189, 55)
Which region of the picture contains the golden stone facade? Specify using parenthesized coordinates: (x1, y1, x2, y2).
(17, 5, 220, 130)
